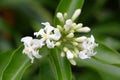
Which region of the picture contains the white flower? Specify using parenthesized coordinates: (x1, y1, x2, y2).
(34, 22, 61, 48)
(79, 49, 96, 59)
(79, 35, 98, 59)
(21, 36, 42, 63)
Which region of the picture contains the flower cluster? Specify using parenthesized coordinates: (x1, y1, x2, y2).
(21, 9, 98, 64)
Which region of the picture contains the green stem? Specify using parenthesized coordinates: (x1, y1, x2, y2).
(49, 48, 72, 80)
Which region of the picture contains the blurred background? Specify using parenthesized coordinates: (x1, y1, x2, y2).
(0, 0, 120, 80)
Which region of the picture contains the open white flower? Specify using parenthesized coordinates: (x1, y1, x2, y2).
(79, 49, 96, 59)
(21, 36, 42, 63)
(34, 22, 61, 48)
(79, 35, 98, 59)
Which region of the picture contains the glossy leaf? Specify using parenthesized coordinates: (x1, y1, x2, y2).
(76, 58, 120, 80)
(2, 45, 31, 80)
(92, 22, 120, 37)
(94, 42, 120, 64)
(0, 50, 13, 80)
(54, 0, 84, 25)
(38, 57, 55, 80)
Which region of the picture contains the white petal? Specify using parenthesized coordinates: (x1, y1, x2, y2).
(42, 22, 54, 34)
(34, 29, 45, 37)
(89, 35, 95, 43)
(46, 39, 55, 48)
(32, 50, 42, 58)
(31, 39, 44, 48)
(27, 53, 34, 63)
(41, 22, 50, 26)
(50, 28, 61, 40)
(21, 36, 32, 45)
(79, 50, 90, 59)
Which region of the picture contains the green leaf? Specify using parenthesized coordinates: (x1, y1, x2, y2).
(100, 37, 120, 50)
(76, 43, 120, 80)
(0, 50, 13, 80)
(92, 22, 120, 37)
(76, 58, 120, 80)
(94, 42, 120, 65)
(38, 57, 55, 80)
(54, 0, 84, 25)
(49, 48, 72, 80)
(2, 45, 31, 80)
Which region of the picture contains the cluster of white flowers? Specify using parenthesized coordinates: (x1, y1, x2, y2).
(21, 9, 98, 64)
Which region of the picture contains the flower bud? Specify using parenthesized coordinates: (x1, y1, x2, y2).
(71, 9, 81, 21)
(64, 13, 67, 19)
(77, 27, 90, 32)
(75, 36, 87, 42)
(61, 52, 65, 57)
(57, 12, 64, 22)
(66, 33, 74, 38)
(63, 47, 68, 52)
(64, 19, 73, 31)
(66, 50, 74, 59)
(57, 25, 63, 31)
(69, 59, 76, 65)
(72, 42, 79, 46)
(55, 42, 61, 46)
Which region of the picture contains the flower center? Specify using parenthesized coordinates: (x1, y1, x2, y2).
(24, 48, 31, 54)
(42, 34, 49, 39)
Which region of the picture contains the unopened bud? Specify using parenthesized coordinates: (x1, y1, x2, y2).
(71, 9, 81, 21)
(55, 42, 61, 46)
(72, 42, 79, 46)
(69, 59, 76, 65)
(66, 19, 72, 25)
(57, 12, 64, 22)
(75, 36, 87, 42)
(77, 27, 90, 32)
(64, 19, 73, 31)
(64, 13, 67, 19)
(66, 50, 74, 59)
(66, 33, 74, 38)
(74, 48, 79, 55)
(57, 25, 63, 31)
(63, 47, 68, 52)
(61, 52, 65, 57)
